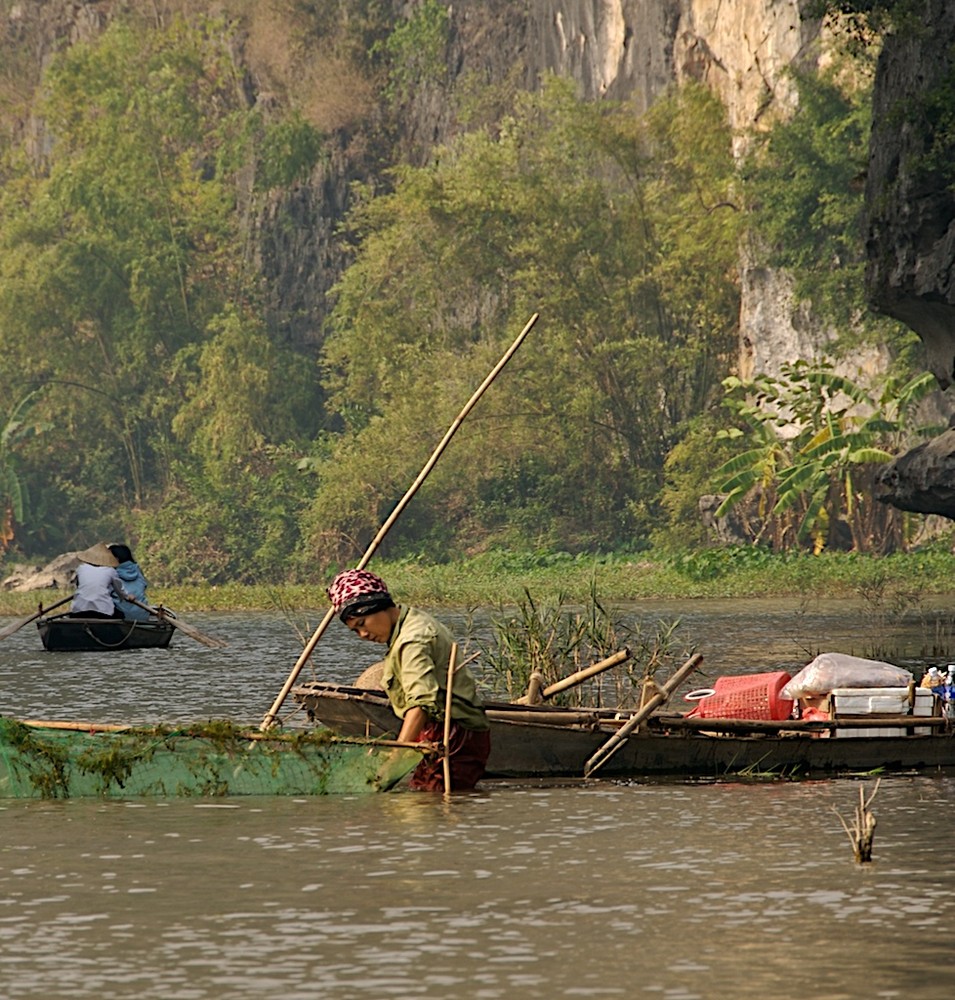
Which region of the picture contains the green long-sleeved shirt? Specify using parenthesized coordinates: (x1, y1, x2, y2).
(381, 606, 489, 731)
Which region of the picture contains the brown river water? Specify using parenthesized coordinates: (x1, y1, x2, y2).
(1, 598, 954, 999)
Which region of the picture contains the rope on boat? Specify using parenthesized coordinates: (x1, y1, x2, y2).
(81, 621, 139, 648)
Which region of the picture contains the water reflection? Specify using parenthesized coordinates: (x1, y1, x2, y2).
(1, 778, 953, 999)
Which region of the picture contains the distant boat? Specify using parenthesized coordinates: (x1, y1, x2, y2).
(0, 717, 423, 798)
(36, 613, 176, 651)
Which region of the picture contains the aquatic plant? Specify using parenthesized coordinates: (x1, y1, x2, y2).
(474, 580, 691, 707)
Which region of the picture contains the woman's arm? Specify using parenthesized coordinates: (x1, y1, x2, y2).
(397, 706, 428, 743)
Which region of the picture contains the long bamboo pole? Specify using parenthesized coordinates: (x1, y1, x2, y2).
(260, 312, 539, 730)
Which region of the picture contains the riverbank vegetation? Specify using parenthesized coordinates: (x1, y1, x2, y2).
(0, 3, 943, 587)
(2, 546, 954, 615)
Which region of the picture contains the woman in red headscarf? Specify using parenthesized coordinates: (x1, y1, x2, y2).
(327, 568, 491, 792)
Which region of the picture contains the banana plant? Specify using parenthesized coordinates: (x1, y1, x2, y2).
(714, 363, 938, 553)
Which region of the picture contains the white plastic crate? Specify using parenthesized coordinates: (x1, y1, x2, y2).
(831, 687, 935, 737)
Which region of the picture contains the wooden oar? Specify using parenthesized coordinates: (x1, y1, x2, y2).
(583, 653, 704, 778)
(0, 593, 73, 641)
(260, 312, 539, 730)
(127, 597, 228, 649)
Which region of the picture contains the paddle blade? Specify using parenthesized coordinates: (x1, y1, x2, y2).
(126, 596, 227, 649)
(0, 593, 73, 641)
(0, 614, 34, 641)
(168, 617, 229, 649)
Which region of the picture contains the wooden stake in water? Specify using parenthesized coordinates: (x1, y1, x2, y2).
(834, 779, 880, 863)
(443, 643, 458, 796)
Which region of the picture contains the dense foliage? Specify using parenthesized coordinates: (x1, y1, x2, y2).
(0, 14, 323, 576)
(311, 78, 741, 565)
(0, 3, 942, 584)
(714, 364, 938, 553)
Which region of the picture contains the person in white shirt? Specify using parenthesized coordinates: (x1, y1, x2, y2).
(70, 542, 133, 619)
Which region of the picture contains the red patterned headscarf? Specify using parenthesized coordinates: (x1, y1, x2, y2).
(327, 568, 395, 621)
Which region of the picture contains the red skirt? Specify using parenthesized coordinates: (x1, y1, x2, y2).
(408, 719, 491, 792)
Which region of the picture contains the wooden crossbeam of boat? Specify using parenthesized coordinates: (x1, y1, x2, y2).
(488, 708, 621, 727)
(646, 713, 948, 734)
(293, 681, 948, 734)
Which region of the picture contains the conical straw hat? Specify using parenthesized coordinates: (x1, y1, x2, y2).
(76, 542, 118, 568)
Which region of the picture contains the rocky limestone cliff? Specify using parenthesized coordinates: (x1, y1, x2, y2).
(863, 0, 955, 517)
(864, 0, 955, 389)
(263, 0, 828, 357)
(4, 0, 831, 364)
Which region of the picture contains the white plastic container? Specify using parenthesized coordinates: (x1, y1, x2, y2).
(831, 687, 935, 737)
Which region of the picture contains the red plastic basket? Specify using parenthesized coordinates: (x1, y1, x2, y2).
(685, 670, 793, 720)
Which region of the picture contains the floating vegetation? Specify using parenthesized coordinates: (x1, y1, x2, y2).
(0, 717, 419, 799)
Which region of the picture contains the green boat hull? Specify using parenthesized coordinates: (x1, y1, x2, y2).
(0, 718, 423, 799)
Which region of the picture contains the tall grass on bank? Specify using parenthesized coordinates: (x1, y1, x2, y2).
(2, 546, 955, 614)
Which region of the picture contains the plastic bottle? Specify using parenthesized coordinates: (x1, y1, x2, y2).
(945, 666, 955, 719)
(922, 666, 942, 689)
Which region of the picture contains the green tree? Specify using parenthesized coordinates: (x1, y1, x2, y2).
(0, 389, 50, 553)
(0, 13, 322, 556)
(172, 307, 314, 471)
(310, 79, 742, 566)
(0, 18, 242, 521)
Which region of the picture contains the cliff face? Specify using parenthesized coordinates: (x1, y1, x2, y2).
(863, 0, 955, 517)
(864, 0, 955, 389)
(3, 0, 826, 358)
(263, 0, 825, 353)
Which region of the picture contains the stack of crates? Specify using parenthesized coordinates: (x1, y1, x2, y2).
(830, 687, 935, 737)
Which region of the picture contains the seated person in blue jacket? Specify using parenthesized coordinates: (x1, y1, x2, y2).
(107, 543, 151, 620)
(69, 542, 134, 619)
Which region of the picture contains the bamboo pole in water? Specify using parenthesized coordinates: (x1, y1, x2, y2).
(260, 313, 539, 730)
(442, 643, 458, 795)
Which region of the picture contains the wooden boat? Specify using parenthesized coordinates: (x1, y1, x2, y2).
(291, 680, 955, 780)
(0, 717, 424, 799)
(36, 613, 176, 651)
